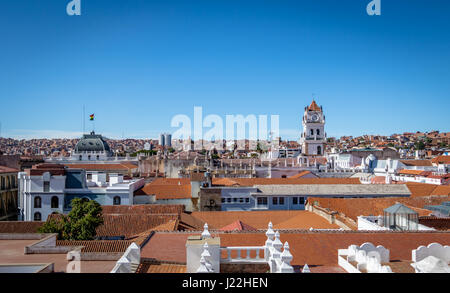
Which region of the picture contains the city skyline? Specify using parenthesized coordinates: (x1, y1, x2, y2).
(1, 0, 450, 140)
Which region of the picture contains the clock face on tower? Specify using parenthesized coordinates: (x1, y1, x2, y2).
(311, 114, 319, 122)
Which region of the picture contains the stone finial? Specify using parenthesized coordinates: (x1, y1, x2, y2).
(281, 242, 293, 264)
(196, 256, 209, 273)
(201, 243, 211, 258)
(265, 222, 275, 240)
(302, 264, 311, 273)
(201, 223, 211, 239)
(272, 231, 283, 252)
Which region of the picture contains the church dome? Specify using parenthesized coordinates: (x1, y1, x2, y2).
(74, 131, 111, 153)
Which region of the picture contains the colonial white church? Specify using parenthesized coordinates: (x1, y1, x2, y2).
(300, 100, 326, 156)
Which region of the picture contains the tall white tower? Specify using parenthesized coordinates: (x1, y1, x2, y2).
(300, 100, 326, 156)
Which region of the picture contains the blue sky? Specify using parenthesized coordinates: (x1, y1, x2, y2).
(0, 0, 449, 140)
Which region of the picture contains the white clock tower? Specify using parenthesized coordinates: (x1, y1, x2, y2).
(300, 100, 326, 156)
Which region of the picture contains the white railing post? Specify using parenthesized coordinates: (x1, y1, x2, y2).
(202, 223, 211, 239)
(280, 242, 294, 273)
(265, 222, 275, 261)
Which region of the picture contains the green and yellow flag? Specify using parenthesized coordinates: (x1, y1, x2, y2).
(90, 114, 95, 121)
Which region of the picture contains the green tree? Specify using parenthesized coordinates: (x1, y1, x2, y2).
(38, 198, 103, 240)
(415, 140, 425, 150)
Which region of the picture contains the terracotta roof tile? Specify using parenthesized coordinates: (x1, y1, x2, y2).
(0, 221, 44, 233)
(431, 155, 450, 165)
(400, 160, 433, 167)
(142, 231, 450, 267)
(219, 220, 257, 231)
(137, 261, 187, 273)
(96, 214, 179, 238)
(289, 171, 314, 179)
(101, 204, 185, 215)
(56, 240, 134, 253)
(191, 211, 339, 230)
(398, 169, 426, 176)
(308, 196, 450, 222)
(65, 163, 138, 171)
(419, 216, 450, 231)
(307, 100, 322, 112)
(0, 165, 19, 173)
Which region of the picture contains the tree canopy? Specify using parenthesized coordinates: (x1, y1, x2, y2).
(38, 198, 103, 240)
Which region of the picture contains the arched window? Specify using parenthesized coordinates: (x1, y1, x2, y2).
(317, 146, 322, 155)
(317, 129, 320, 136)
(310, 129, 314, 136)
(51, 196, 59, 209)
(113, 196, 121, 205)
(34, 212, 42, 221)
(34, 196, 42, 208)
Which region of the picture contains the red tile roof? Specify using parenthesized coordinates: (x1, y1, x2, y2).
(219, 220, 257, 231)
(431, 155, 450, 165)
(141, 231, 450, 267)
(135, 179, 192, 199)
(137, 262, 187, 273)
(191, 211, 340, 230)
(65, 163, 138, 171)
(400, 160, 433, 167)
(56, 240, 136, 253)
(101, 204, 185, 215)
(0, 165, 19, 174)
(399, 169, 426, 176)
(96, 214, 179, 238)
(307, 100, 322, 112)
(289, 171, 315, 179)
(419, 216, 450, 231)
(308, 196, 450, 222)
(0, 221, 44, 233)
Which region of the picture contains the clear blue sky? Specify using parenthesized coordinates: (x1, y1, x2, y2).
(1, 0, 449, 140)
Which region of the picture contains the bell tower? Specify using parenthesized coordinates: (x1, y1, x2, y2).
(300, 99, 326, 156)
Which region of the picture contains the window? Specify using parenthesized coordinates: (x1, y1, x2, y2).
(281, 175, 287, 178)
(257, 197, 268, 205)
(293, 197, 298, 205)
(310, 129, 314, 136)
(245, 198, 250, 203)
(233, 198, 237, 203)
(51, 196, 59, 209)
(317, 129, 320, 135)
(279, 197, 285, 205)
(317, 146, 322, 155)
(221, 198, 225, 203)
(79, 155, 82, 161)
(113, 196, 121, 205)
(299, 197, 305, 205)
(34, 212, 42, 221)
(239, 198, 244, 203)
(227, 198, 231, 203)
(34, 196, 42, 208)
(43, 181, 50, 192)
(1, 177, 5, 190)
(273, 197, 278, 205)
